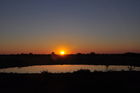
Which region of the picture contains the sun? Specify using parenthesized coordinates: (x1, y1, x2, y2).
(60, 50, 65, 55)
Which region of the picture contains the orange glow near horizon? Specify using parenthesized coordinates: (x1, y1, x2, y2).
(1, 45, 140, 54)
(53, 46, 71, 55)
(60, 50, 65, 55)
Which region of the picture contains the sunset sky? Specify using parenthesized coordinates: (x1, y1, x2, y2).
(0, 0, 140, 54)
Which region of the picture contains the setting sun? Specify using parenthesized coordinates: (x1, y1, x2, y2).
(60, 50, 65, 55)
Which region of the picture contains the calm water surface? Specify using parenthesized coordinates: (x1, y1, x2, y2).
(0, 65, 140, 73)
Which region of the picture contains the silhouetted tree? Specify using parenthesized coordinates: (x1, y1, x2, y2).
(89, 52, 96, 55)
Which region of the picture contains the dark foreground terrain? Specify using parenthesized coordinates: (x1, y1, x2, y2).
(0, 70, 140, 93)
(0, 53, 140, 68)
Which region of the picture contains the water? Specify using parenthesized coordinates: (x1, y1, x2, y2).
(0, 65, 140, 73)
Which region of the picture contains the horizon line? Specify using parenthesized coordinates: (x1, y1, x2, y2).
(0, 52, 140, 55)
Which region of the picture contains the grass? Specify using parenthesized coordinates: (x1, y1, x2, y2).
(0, 70, 140, 93)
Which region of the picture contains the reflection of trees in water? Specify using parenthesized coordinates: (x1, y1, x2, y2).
(106, 65, 109, 71)
(105, 65, 136, 72)
(128, 65, 135, 71)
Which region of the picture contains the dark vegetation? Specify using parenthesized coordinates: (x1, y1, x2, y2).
(0, 70, 140, 93)
(0, 53, 140, 68)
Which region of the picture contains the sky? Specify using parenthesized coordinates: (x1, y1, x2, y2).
(0, 0, 140, 54)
